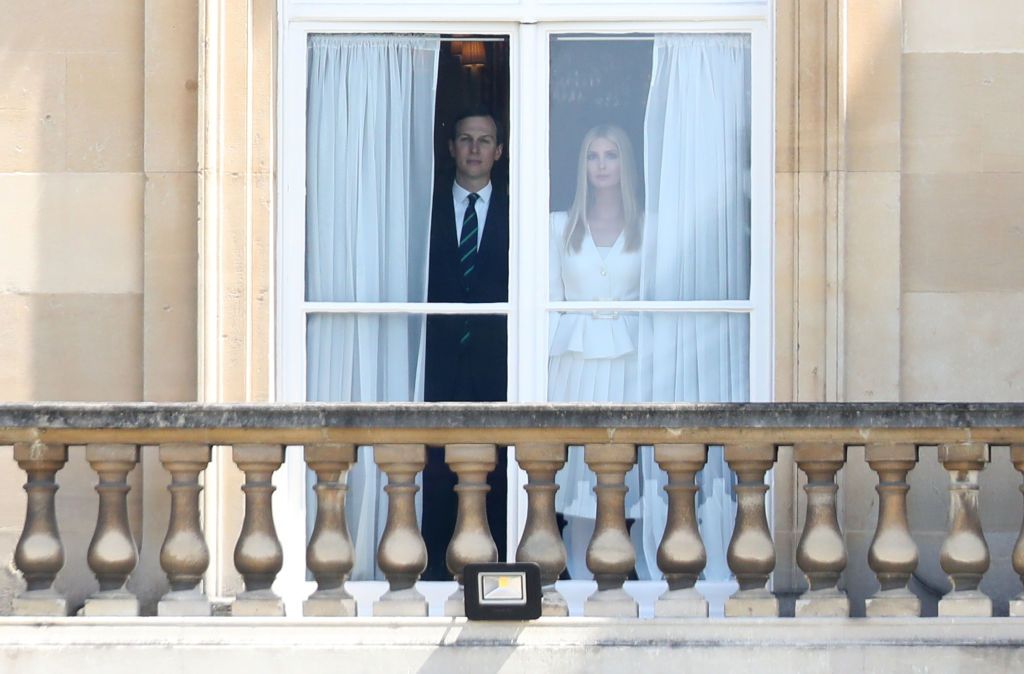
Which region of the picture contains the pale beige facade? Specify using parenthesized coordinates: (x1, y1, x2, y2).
(1, 0, 1022, 620)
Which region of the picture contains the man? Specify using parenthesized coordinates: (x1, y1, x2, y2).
(423, 108, 509, 580)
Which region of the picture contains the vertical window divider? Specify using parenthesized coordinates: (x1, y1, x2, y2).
(513, 23, 548, 405)
(507, 22, 536, 554)
(748, 20, 775, 403)
(276, 21, 317, 611)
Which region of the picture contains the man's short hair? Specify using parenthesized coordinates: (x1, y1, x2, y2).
(450, 106, 503, 144)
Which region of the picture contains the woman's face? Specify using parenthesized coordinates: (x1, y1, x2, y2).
(585, 137, 621, 190)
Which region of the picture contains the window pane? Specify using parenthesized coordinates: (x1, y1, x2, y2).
(305, 34, 511, 304)
(306, 311, 507, 581)
(307, 310, 510, 405)
(547, 311, 749, 404)
(306, 313, 427, 403)
(306, 35, 439, 304)
(307, 311, 427, 581)
(549, 34, 751, 303)
(548, 310, 747, 582)
(305, 33, 513, 582)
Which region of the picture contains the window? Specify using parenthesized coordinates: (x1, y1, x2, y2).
(278, 0, 773, 609)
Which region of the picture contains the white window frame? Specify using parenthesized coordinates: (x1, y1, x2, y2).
(275, 0, 775, 611)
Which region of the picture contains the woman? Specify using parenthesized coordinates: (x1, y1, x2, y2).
(549, 124, 645, 579)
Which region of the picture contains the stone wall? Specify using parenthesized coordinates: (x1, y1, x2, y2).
(899, 0, 1024, 614)
(835, 0, 1024, 614)
(900, 0, 1024, 402)
(0, 0, 198, 612)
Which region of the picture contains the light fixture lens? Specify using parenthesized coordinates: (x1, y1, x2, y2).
(478, 572, 527, 605)
(464, 563, 542, 620)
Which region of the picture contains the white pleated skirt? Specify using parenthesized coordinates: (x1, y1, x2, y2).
(548, 350, 642, 519)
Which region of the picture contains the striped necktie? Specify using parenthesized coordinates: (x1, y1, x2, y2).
(458, 192, 480, 292)
(458, 192, 480, 348)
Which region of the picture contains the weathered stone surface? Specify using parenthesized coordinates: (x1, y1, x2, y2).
(515, 443, 567, 463)
(795, 595, 849, 617)
(938, 594, 992, 617)
(231, 596, 285, 617)
(541, 590, 569, 617)
(302, 597, 356, 618)
(864, 443, 918, 463)
(937, 443, 989, 465)
(12, 443, 67, 463)
(12, 594, 67, 617)
(2, 619, 1024, 671)
(303, 443, 356, 464)
(866, 593, 920, 618)
(1, 403, 1024, 437)
(444, 596, 466, 617)
(157, 595, 212, 617)
(231, 443, 284, 465)
(655, 590, 708, 618)
(373, 443, 426, 464)
(444, 444, 496, 465)
(793, 443, 845, 463)
(584, 595, 638, 618)
(83, 595, 140, 617)
(725, 594, 779, 618)
(373, 597, 428, 618)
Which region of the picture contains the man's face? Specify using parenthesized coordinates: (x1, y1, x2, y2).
(449, 116, 503, 186)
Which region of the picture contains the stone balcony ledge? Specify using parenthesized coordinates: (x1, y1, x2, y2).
(5, 402, 1024, 626)
(1, 402, 1023, 445)
(0, 617, 1022, 673)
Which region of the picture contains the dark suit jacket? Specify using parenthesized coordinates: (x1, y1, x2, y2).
(424, 184, 509, 402)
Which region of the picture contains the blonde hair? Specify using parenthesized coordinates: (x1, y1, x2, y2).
(564, 124, 642, 253)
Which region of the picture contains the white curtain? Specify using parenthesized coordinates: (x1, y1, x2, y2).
(305, 34, 440, 580)
(638, 33, 752, 581)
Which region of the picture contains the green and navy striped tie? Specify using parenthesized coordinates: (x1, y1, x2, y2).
(458, 193, 480, 346)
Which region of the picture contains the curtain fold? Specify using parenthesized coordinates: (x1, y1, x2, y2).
(305, 34, 440, 580)
(639, 33, 752, 581)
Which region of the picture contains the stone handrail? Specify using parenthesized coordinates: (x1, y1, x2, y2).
(3, 402, 1024, 618)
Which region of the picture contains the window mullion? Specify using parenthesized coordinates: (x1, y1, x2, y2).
(511, 22, 549, 404)
(547, 300, 756, 313)
(302, 302, 510, 314)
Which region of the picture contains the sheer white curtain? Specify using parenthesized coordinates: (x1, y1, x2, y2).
(638, 33, 752, 581)
(305, 34, 440, 579)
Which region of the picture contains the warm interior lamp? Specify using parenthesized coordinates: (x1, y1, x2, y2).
(450, 41, 464, 56)
(460, 41, 487, 67)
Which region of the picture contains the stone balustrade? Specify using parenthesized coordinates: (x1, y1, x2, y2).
(2, 403, 1024, 619)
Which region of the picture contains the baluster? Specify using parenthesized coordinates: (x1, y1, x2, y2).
(444, 444, 499, 616)
(794, 443, 848, 617)
(158, 443, 213, 616)
(374, 444, 428, 616)
(232, 444, 285, 616)
(12, 442, 69, 616)
(865, 443, 920, 617)
(724, 444, 778, 617)
(84, 444, 140, 616)
(304, 443, 357, 616)
(515, 442, 569, 616)
(584, 443, 638, 617)
(654, 443, 708, 618)
(937, 442, 991, 617)
(1011, 445, 1024, 617)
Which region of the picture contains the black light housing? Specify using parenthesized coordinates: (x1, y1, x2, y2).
(463, 562, 542, 620)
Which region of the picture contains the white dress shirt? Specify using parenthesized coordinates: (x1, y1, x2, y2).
(452, 180, 493, 246)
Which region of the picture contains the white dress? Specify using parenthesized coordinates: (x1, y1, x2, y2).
(548, 212, 646, 578)
(548, 212, 641, 405)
